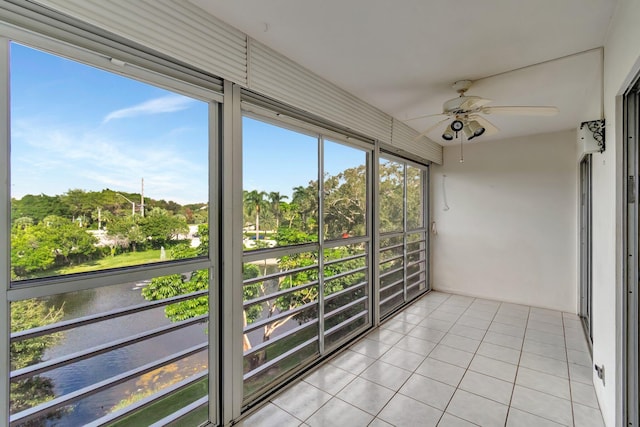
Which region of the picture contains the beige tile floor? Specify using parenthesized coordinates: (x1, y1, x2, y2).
(238, 291, 605, 427)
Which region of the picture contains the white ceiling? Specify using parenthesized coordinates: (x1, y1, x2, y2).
(190, 0, 617, 145)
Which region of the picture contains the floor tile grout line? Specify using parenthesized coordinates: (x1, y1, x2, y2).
(504, 303, 531, 427)
(436, 295, 504, 426)
(246, 293, 602, 427)
(365, 291, 454, 426)
(563, 313, 577, 427)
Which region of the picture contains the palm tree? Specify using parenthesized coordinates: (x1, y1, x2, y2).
(244, 190, 267, 240)
(292, 183, 318, 232)
(268, 191, 288, 229)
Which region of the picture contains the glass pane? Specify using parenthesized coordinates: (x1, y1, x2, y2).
(242, 117, 318, 249)
(10, 43, 209, 282)
(323, 244, 369, 340)
(323, 140, 367, 240)
(406, 165, 425, 230)
(242, 251, 319, 397)
(407, 232, 427, 298)
(378, 159, 404, 233)
(10, 271, 209, 426)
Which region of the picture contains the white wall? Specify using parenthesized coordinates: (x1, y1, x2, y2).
(431, 130, 577, 312)
(595, 1, 640, 426)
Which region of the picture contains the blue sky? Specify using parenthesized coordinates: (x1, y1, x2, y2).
(10, 42, 367, 205)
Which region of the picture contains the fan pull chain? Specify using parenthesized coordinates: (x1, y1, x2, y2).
(459, 132, 464, 163)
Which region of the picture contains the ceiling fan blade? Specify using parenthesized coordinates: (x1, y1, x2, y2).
(471, 115, 500, 136)
(481, 106, 559, 116)
(459, 96, 491, 111)
(413, 117, 450, 141)
(403, 112, 448, 122)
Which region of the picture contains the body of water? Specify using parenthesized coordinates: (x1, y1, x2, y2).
(38, 281, 207, 426)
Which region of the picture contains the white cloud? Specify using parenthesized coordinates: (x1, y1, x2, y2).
(102, 95, 194, 123)
(11, 120, 208, 204)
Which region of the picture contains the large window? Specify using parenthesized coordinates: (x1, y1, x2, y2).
(7, 40, 216, 426)
(1, 17, 433, 426)
(242, 115, 371, 403)
(378, 155, 429, 318)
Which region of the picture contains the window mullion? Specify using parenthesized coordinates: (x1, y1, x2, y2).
(0, 35, 10, 427)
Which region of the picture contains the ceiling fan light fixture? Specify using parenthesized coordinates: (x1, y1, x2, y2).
(468, 120, 486, 137)
(442, 126, 455, 140)
(450, 119, 464, 132)
(462, 123, 474, 139)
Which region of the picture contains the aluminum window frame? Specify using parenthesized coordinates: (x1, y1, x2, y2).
(239, 108, 374, 408)
(1, 27, 222, 426)
(377, 151, 430, 320)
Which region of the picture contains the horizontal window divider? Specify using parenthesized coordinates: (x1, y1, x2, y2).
(379, 266, 404, 280)
(8, 257, 211, 302)
(406, 247, 426, 256)
(243, 337, 317, 381)
(380, 290, 404, 306)
(324, 311, 368, 337)
(243, 280, 319, 308)
(406, 281, 424, 292)
(243, 264, 318, 287)
(380, 242, 404, 252)
(322, 235, 369, 248)
(406, 259, 426, 270)
(11, 289, 208, 342)
(324, 266, 367, 283)
(240, 95, 376, 147)
(324, 296, 368, 320)
(85, 372, 208, 427)
(406, 268, 426, 282)
(379, 253, 404, 265)
(148, 396, 209, 427)
(407, 228, 428, 234)
(379, 279, 404, 294)
(243, 301, 317, 334)
(10, 343, 207, 426)
(243, 320, 318, 358)
(242, 242, 318, 263)
(379, 231, 404, 239)
(11, 314, 207, 381)
(324, 282, 366, 303)
(323, 252, 367, 266)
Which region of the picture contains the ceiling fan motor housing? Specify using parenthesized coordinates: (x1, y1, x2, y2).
(443, 96, 483, 114)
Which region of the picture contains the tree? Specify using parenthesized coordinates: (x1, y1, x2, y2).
(378, 161, 405, 233)
(244, 190, 267, 240)
(267, 192, 288, 230)
(11, 216, 99, 279)
(11, 194, 69, 224)
(323, 165, 367, 239)
(10, 299, 64, 421)
(141, 225, 209, 322)
(292, 183, 318, 234)
(140, 208, 189, 248)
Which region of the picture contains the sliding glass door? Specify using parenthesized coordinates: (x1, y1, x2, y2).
(378, 155, 429, 318)
(241, 115, 372, 403)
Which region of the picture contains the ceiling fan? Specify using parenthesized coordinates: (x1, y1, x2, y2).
(407, 80, 559, 142)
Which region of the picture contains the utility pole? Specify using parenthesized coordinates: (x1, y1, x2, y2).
(141, 177, 145, 217)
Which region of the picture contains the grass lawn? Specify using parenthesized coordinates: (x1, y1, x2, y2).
(109, 379, 208, 427)
(53, 249, 163, 275)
